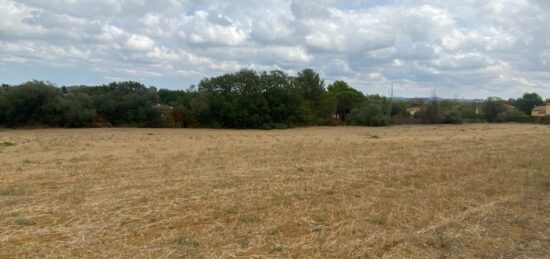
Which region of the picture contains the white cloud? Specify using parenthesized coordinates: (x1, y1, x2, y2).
(126, 34, 155, 51)
(0, 0, 549, 98)
(266, 46, 312, 63)
(179, 10, 248, 46)
(0, 0, 46, 38)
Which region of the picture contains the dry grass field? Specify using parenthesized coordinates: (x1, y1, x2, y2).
(0, 124, 549, 258)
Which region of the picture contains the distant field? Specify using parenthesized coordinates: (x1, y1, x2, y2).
(0, 124, 549, 258)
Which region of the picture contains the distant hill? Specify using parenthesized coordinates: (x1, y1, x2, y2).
(392, 96, 484, 103)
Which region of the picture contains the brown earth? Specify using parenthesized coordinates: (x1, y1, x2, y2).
(0, 124, 549, 258)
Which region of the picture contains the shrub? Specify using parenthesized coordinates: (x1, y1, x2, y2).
(90, 116, 112, 128)
(539, 116, 550, 125)
(0, 141, 15, 147)
(481, 97, 508, 122)
(322, 117, 341, 126)
(348, 104, 391, 126)
(0, 185, 24, 196)
(159, 115, 178, 128)
(260, 123, 272, 130)
(440, 110, 463, 124)
(271, 123, 290, 129)
(507, 110, 531, 123)
(211, 121, 221, 129)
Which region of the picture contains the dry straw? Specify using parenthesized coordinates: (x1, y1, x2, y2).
(0, 124, 548, 258)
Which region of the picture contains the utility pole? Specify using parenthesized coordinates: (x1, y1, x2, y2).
(388, 81, 394, 116)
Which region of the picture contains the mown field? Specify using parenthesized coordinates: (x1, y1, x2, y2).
(0, 124, 549, 258)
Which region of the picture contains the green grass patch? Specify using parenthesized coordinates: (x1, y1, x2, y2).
(238, 213, 261, 224)
(0, 141, 15, 147)
(15, 217, 35, 226)
(369, 214, 389, 226)
(269, 244, 284, 254)
(170, 232, 200, 247)
(0, 186, 26, 196)
(0, 141, 15, 150)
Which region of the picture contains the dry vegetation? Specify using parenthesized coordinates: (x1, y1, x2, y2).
(0, 124, 549, 258)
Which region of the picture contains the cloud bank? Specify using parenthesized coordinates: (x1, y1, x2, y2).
(0, 0, 549, 98)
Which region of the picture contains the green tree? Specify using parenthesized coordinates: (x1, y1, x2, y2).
(294, 69, 325, 123)
(455, 102, 479, 121)
(187, 91, 209, 127)
(438, 100, 462, 124)
(325, 80, 365, 122)
(348, 103, 391, 126)
(515, 92, 543, 115)
(481, 97, 509, 122)
(0, 85, 9, 125)
(260, 70, 302, 127)
(199, 69, 271, 128)
(1, 81, 62, 127)
(390, 100, 408, 117)
(158, 89, 188, 105)
(507, 110, 531, 122)
(53, 92, 97, 127)
(90, 81, 159, 126)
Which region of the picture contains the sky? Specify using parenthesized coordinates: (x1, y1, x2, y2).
(0, 0, 549, 99)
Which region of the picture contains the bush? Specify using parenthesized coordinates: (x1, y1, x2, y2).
(539, 117, 550, 125)
(481, 97, 508, 122)
(348, 104, 391, 126)
(271, 123, 290, 129)
(211, 121, 221, 129)
(159, 115, 178, 128)
(56, 93, 97, 127)
(391, 116, 423, 125)
(322, 117, 341, 126)
(1, 81, 62, 127)
(507, 110, 531, 123)
(440, 110, 462, 124)
(90, 116, 112, 128)
(260, 123, 272, 130)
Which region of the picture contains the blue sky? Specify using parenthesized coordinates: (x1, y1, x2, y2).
(1, 0, 549, 99)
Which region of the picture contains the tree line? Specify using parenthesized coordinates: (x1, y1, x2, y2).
(0, 69, 547, 129)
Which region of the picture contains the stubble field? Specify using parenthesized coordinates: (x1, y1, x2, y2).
(0, 124, 549, 258)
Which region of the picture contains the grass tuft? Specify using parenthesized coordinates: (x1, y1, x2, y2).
(0, 186, 25, 196)
(270, 244, 284, 254)
(0, 141, 15, 150)
(238, 213, 261, 224)
(369, 214, 389, 227)
(170, 232, 200, 247)
(0, 141, 15, 147)
(15, 217, 35, 226)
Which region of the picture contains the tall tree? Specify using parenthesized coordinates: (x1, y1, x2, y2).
(1, 81, 62, 127)
(199, 69, 270, 128)
(260, 70, 302, 127)
(348, 103, 390, 126)
(325, 80, 365, 122)
(482, 97, 509, 122)
(294, 69, 325, 123)
(515, 92, 543, 115)
(294, 69, 324, 105)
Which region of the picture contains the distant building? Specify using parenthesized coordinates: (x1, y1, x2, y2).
(406, 107, 421, 116)
(531, 103, 550, 117)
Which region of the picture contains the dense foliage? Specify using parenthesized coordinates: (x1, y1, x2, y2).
(0, 69, 546, 128)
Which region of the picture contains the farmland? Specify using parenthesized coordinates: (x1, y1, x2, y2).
(0, 124, 549, 258)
